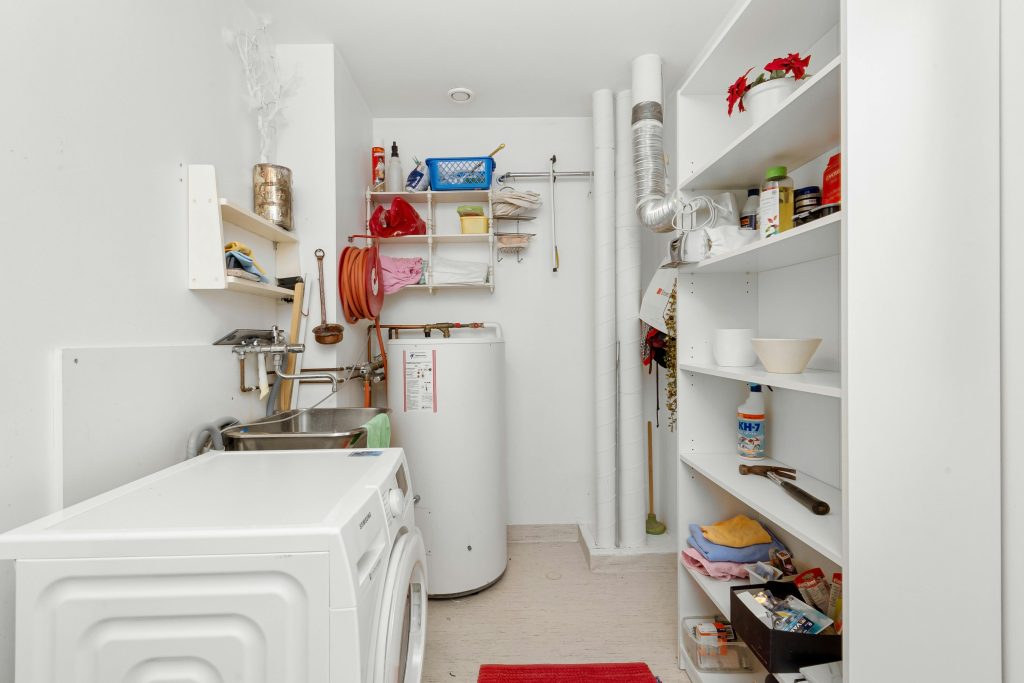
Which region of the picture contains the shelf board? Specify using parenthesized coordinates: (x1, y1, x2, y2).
(678, 0, 839, 96)
(679, 213, 840, 274)
(679, 56, 841, 192)
(678, 361, 841, 398)
(365, 233, 491, 244)
(681, 561, 747, 619)
(679, 630, 765, 683)
(219, 200, 298, 243)
(368, 189, 492, 204)
(223, 276, 295, 299)
(398, 282, 493, 292)
(680, 452, 842, 564)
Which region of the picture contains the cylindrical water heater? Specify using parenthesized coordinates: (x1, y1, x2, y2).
(385, 323, 507, 597)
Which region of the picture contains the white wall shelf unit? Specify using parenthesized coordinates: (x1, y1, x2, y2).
(674, 2, 843, 678)
(678, 362, 841, 398)
(188, 165, 299, 301)
(362, 188, 495, 294)
(679, 213, 840, 274)
(680, 56, 840, 192)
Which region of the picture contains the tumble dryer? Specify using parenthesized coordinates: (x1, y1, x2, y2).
(0, 448, 427, 683)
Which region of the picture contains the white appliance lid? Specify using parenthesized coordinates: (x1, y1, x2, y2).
(0, 449, 404, 559)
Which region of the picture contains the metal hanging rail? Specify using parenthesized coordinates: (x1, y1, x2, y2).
(497, 170, 593, 183)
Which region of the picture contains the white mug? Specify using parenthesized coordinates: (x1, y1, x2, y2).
(713, 329, 756, 367)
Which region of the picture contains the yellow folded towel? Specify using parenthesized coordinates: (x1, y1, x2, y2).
(223, 241, 267, 274)
(701, 515, 771, 548)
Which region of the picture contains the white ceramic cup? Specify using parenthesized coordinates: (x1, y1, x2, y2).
(713, 329, 756, 367)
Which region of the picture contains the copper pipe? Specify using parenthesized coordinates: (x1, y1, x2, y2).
(238, 357, 256, 393)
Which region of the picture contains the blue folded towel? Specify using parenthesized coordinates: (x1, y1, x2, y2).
(688, 523, 786, 563)
(226, 250, 269, 282)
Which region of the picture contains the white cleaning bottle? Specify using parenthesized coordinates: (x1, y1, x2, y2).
(737, 383, 766, 460)
(386, 141, 404, 192)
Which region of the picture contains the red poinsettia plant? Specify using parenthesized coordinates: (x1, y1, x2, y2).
(727, 53, 811, 116)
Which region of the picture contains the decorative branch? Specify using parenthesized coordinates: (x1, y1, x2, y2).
(224, 16, 291, 162)
(665, 284, 678, 431)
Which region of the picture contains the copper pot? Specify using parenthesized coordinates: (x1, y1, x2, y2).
(253, 163, 293, 230)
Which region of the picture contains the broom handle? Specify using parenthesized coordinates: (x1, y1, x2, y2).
(647, 420, 655, 514)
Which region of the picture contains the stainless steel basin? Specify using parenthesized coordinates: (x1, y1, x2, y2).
(222, 408, 389, 451)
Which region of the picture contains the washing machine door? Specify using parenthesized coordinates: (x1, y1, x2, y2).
(373, 528, 427, 683)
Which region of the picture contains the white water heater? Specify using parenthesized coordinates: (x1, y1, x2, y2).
(385, 323, 507, 597)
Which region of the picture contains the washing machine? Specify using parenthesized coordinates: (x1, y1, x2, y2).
(0, 448, 426, 683)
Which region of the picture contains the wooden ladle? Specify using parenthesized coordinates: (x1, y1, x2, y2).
(312, 249, 343, 344)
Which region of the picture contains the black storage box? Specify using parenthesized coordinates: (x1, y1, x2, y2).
(729, 581, 842, 673)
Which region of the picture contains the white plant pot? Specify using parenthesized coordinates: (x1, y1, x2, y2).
(743, 78, 801, 127)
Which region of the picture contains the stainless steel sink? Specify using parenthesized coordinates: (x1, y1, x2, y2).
(222, 408, 389, 451)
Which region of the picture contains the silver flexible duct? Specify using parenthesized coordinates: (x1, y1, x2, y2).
(632, 56, 679, 233)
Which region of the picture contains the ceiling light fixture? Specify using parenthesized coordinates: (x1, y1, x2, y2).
(448, 87, 474, 104)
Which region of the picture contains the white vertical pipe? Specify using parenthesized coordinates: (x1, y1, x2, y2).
(592, 89, 617, 549)
(615, 88, 646, 548)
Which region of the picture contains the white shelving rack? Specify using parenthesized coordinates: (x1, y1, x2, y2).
(360, 189, 495, 294)
(187, 165, 299, 301)
(672, 2, 843, 681)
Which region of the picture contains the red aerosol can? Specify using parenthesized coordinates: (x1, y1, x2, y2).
(371, 145, 386, 190)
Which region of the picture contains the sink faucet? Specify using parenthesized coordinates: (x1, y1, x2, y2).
(230, 326, 339, 394)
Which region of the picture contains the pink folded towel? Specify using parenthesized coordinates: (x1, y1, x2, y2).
(681, 547, 749, 581)
(379, 255, 423, 294)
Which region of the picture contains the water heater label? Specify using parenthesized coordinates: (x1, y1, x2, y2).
(403, 350, 437, 412)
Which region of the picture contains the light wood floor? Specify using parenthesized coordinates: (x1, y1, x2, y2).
(423, 541, 691, 682)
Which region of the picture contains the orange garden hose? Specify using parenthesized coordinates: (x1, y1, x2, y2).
(339, 247, 388, 406)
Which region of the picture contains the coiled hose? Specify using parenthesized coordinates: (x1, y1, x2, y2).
(338, 246, 388, 406)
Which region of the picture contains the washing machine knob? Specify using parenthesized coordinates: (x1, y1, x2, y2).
(387, 489, 404, 517)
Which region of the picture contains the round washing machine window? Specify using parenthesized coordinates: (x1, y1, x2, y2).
(374, 528, 427, 683)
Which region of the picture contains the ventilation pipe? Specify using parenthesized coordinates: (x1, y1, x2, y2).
(615, 89, 647, 548)
(631, 54, 680, 232)
(592, 89, 617, 549)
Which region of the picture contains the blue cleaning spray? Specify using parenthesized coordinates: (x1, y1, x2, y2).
(737, 383, 766, 460)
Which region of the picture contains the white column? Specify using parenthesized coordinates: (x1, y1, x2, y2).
(592, 89, 617, 548)
(615, 89, 646, 548)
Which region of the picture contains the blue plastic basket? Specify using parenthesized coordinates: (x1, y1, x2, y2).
(425, 157, 496, 191)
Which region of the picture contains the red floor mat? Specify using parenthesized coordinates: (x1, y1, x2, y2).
(478, 663, 657, 682)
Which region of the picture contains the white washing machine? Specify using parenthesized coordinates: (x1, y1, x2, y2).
(0, 448, 426, 683)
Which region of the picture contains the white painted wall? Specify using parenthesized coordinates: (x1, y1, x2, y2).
(1002, 0, 1023, 677)
(845, 1, 1001, 680)
(0, 4, 372, 678)
(371, 118, 595, 525)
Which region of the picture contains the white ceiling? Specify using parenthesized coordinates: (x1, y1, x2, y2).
(250, 0, 735, 117)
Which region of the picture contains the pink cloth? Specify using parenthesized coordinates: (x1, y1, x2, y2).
(379, 256, 423, 294)
(681, 548, 749, 581)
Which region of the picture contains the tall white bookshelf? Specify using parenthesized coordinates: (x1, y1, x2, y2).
(672, 2, 842, 681)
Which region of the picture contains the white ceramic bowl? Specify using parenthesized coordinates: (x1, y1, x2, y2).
(751, 338, 822, 374)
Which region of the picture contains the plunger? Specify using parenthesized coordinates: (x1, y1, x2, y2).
(646, 420, 666, 535)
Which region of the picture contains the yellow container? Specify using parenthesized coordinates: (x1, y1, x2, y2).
(460, 215, 489, 234)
